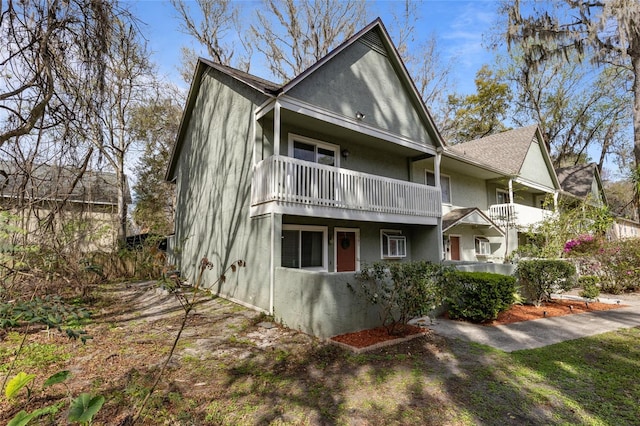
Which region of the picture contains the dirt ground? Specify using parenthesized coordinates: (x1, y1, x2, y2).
(0, 282, 321, 424)
(0, 281, 636, 425)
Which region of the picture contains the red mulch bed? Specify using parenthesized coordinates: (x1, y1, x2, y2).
(331, 299, 626, 349)
(331, 324, 425, 349)
(485, 298, 625, 326)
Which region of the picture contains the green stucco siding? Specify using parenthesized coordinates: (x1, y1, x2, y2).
(520, 142, 555, 190)
(172, 69, 271, 311)
(287, 35, 433, 146)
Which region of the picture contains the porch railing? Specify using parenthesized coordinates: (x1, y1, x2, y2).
(488, 203, 554, 229)
(252, 156, 441, 218)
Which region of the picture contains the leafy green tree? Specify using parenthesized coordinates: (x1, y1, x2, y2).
(131, 89, 182, 235)
(443, 65, 511, 143)
(504, 0, 640, 214)
(503, 48, 632, 171)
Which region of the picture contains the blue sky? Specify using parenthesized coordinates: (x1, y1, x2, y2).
(128, 0, 502, 94)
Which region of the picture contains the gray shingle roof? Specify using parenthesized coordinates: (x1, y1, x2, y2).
(202, 59, 281, 94)
(0, 162, 130, 206)
(556, 163, 598, 200)
(442, 207, 503, 234)
(448, 125, 539, 175)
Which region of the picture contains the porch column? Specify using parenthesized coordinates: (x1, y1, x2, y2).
(274, 100, 281, 156)
(553, 191, 559, 211)
(434, 148, 442, 191)
(435, 148, 444, 261)
(508, 178, 514, 204)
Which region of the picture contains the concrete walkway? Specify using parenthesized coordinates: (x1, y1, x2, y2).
(419, 293, 640, 352)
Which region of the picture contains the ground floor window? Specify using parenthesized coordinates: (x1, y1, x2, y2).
(475, 236, 491, 255)
(381, 229, 406, 259)
(281, 225, 327, 270)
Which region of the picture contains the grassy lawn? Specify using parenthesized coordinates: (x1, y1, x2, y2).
(1, 283, 639, 425)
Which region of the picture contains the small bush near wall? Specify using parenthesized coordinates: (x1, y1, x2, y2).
(578, 275, 600, 299)
(517, 259, 577, 305)
(349, 261, 453, 335)
(444, 271, 516, 323)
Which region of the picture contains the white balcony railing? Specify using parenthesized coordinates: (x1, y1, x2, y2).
(488, 203, 554, 229)
(252, 156, 441, 219)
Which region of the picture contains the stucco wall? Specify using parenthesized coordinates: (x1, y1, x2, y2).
(172, 68, 271, 311)
(282, 215, 440, 270)
(278, 123, 410, 181)
(287, 32, 433, 147)
(520, 142, 555, 190)
(273, 268, 382, 338)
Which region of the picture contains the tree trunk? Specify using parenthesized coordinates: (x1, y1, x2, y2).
(632, 55, 640, 221)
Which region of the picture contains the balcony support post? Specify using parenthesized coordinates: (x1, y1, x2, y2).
(508, 178, 514, 204)
(435, 148, 442, 194)
(274, 100, 281, 156)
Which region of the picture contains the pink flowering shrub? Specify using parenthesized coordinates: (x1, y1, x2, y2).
(594, 239, 640, 294)
(563, 234, 600, 256)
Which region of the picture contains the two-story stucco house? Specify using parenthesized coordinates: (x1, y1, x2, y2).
(166, 19, 446, 337)
(440, 125, 561, 261)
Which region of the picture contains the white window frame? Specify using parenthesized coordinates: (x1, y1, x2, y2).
(474, 235, 491, 256)
(333, 227, 360, 272)
(496, 189, 511, 204)
(282, 224, 328, 271)
(288, 133, 340, 167)
(426, 169, 451, 204)
(380, 229, 407, 259)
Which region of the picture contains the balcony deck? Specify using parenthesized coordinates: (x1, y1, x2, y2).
(251, 156, 441, 225)
(488, 203, 554, 229)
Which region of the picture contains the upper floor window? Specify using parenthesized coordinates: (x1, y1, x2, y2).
(289, 134, 339, 167)
(426, 170, 451, 204)
(496, 189, 511, 204)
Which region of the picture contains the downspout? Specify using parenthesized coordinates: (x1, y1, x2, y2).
(435, 148, 444, 261)
(269, 211, 275, 315)
(269, 99, 281, 316)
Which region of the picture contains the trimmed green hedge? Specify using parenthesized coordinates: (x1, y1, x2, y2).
(516, 259, 576, 305)
(445, 271, 516, 323)
(578, 275, 600, 299)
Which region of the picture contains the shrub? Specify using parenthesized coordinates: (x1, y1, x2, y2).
(516, 259, 577, 305)
(595, 239, 640, 294)
(444, 271, 516, 323)
(563, 234, 602, 256)
(350, 261, 451, 335)
(578, 275, 600, 299)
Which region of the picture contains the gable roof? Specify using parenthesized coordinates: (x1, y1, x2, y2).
(448, 125, 539, 175)
(278, 18, 446, 149)
(556, 163, 606, 203)
(448, 124, 560, 191)
(167, 18, 447, 181)
(0, 162, 130, 206)
(442, 207, 504, 235)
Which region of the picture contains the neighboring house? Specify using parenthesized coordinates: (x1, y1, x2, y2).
(0, 162, 130, 252)
(609, 216, 640, 240)
(166, 19, 445, 338)
(445, 125, 561, 259)
(557, 162, 640, 240)
(556, 163, 607, 207)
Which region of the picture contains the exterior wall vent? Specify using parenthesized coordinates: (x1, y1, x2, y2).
(359, 30, 387, 56)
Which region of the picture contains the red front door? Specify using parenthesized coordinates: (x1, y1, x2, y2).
(337, 231, 357, 272)
(450, 236, 461, 261)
